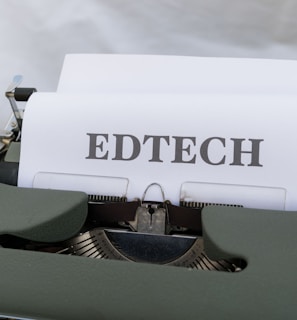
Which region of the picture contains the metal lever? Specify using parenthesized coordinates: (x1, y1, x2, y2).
(129, 183, 168, 234)
(5, 75, 37, 132)
(5, 75, 23, 131)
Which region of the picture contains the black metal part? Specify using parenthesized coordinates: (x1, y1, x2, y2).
(57, 228, 244, 271)
(0, 162, 18, 185)
(14, 87, 37, 101)
(105, 231, 196, 264)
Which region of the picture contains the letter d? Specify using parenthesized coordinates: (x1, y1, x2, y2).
(112, 134, 141, 161)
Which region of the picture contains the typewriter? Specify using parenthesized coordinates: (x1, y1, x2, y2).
(0, 55, 296, 319)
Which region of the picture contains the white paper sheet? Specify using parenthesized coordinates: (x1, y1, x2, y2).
(57, 54, 297, 94)
(18, 90, 297, 210)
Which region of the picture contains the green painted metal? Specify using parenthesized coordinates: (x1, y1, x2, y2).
(0, 183, 88, 242)
(0, 204, 295, 319)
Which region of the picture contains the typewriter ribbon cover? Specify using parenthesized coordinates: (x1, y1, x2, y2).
(17, 91, 295, 210)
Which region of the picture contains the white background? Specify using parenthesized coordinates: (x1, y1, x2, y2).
(1, 0, 297, 128)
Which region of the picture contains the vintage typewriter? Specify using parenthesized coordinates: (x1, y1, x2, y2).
(0, 55, 296, 319)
